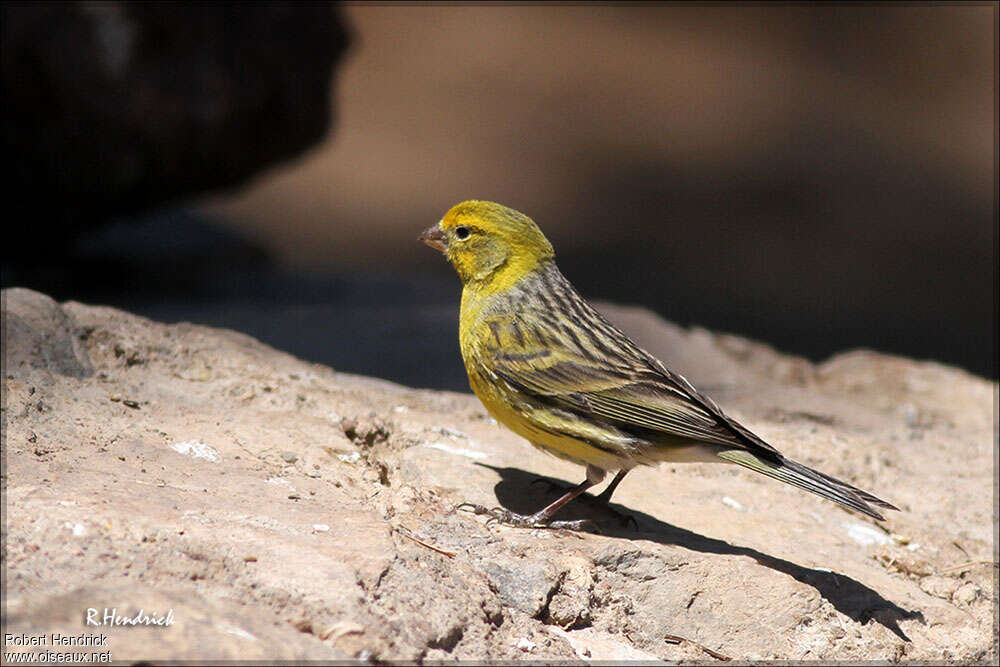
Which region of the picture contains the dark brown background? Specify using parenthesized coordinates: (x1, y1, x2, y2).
(4, 4, 995, 387)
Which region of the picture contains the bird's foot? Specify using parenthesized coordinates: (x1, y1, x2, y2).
(527, 480, 638, 530)
(591, 490, 639, 530)
(455, 502, 599, 533)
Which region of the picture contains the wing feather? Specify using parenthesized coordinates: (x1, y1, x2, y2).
(475, 266, 782, 458)
(490, 339, 747, 449)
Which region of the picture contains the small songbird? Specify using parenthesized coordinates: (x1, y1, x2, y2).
(420, 200, 897, 530)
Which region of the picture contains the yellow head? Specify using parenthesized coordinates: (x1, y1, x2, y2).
(420, 200, 555, 289)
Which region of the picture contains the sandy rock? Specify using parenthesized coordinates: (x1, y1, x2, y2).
(2, 288, 93, 378)
(952, 582, 981, 606)
(2, 288, 995, 662)
(478, 558, 561, 618)
(919, 576, 961, 600)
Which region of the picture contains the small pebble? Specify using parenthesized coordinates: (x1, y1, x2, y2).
(515, 637, 536, 652)
(919, 575, 960, 599)
(953, 582, 980, 605)
(721, 496, 743, 510)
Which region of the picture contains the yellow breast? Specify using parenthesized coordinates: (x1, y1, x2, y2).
(464, 360, 630, 472)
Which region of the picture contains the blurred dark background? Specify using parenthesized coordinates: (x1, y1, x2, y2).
(2, 4, 995, 389)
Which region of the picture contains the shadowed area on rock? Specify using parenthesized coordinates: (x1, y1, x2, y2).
(480, 463, 926, 641)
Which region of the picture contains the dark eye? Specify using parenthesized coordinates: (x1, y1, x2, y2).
(455, 226, 471, 240)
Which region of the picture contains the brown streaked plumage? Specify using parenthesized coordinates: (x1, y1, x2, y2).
(421, 200, 898, 529)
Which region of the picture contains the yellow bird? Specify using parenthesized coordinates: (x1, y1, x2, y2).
(420, 200, 897, 529)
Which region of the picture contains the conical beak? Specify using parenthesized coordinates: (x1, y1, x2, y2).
(419, 225, 447, 251)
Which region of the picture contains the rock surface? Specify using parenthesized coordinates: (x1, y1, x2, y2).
(2, 287, 995, 662)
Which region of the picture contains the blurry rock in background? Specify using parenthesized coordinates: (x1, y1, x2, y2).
(2, 2, 349, 257)
(2, 5, 994, 387)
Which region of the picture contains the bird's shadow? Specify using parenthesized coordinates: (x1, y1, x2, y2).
(474, 463, 925, 642)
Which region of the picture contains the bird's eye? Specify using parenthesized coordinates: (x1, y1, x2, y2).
(455, 226, 471, 240)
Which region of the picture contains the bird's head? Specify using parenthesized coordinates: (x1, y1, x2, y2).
(420, 200, 554, 289)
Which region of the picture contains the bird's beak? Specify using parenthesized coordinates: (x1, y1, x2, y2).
(419, 225, 447, 251)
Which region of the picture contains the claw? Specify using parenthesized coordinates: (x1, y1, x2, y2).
(548, 518, 602, 533)
(455, 502, 496, 517)
(454, 500, 600, 533)
(575, 493, 639, 529)
(599, 505, 638, 530)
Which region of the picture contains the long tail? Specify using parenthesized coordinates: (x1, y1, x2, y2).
(717, 449, 898, 521)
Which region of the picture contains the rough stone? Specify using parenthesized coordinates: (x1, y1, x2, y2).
(952, 582, 981, 606)
(2, 288, 93, 378)
(919, 575, 961, 600)
(2, 288, 994, 662)
(479, 559, 561, 619)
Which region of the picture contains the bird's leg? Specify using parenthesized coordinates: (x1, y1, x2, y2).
(457, 465, 605, 531)
(530, 469, 628, 504)
(592, 469, 638, 529)
(594, 469, 629, 505)
(516, 469, 636, 528)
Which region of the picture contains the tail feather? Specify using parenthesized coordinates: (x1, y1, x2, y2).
(784, 459, 899, 511)
(717, 449, 897, 521)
